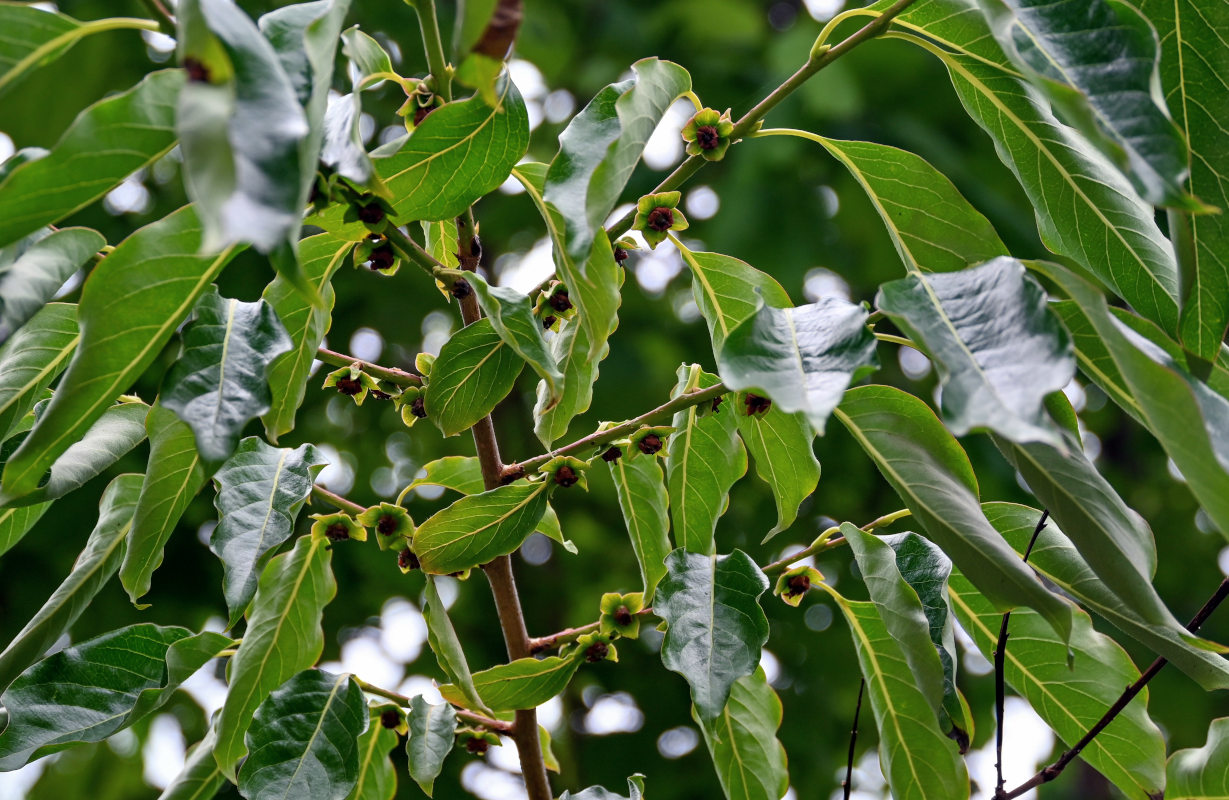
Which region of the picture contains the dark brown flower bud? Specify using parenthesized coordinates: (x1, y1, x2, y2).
(414, 104, 434, 127)
(554, 465, 578, 487)
(410, 396, 427, 418)
(613, 247, 629, 265)
(325, 522, 350, 542)
(695, 125, 720, 150)
(614, 605, 632, 626)
(451, 279, 472, 299)
(368, 245, 395, 271)
(585, 641, 609, 662)
(336, 377, 363, 396)
(541, 315, 557, 329)
(646, 206, 675, 232)
(466, 737, 489, 755)
(499, 463, 526, 485)
(711, 396, 724, 413)
(377, 515, 398, 536)
(184, 57, 210, 83)
(600, 446, 623, 463)
(398, 548, 419, 571)
(786, 573, 811, 596)
(357, 203, 385, 224)
(637, 433, 663, 455)
(548, 291, 572, 313)
(744, 393, 772, 415)
(380, 709, 401, 729)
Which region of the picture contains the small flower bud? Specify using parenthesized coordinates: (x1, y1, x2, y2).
(744, 393, 772, 415)
(554, 465, 578, 487)
(637, 433, 663, 455)
(542, 314, 557, 329)
(336, 377, 362, 396)
(613, 247, 629, 265)
(614, 605, 632, 626)
(548, 290, 572, 313)
(325, 522, 350, 542)
(184, 57, 211, 83)
(357, 203, 385, 224)
(410, 396, 427, 418)
(600, 446, 623, 463)
(646, 206, 674, 232)
(398, 548, 420, 572)
(585, 641, 609, 662)
(451, 279, 472, 299)
(381, 709, 401, 729)
(466, 738, 489, 755)
(368, 245, 395, 271)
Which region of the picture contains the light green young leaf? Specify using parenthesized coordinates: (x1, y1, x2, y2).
(0, 302, 77, 440)
(439, 651, 583, 712)
(341, 25, 393, 80)
(411, 481, 550, 574)
(406, 695, 456, 797)
(0, 227, 101, 344)
(424, 318, 524, 437)
(696, 667, 789, 800)
(464, 272, 563, 407)
(606, 448, 671, 600)
(424, 574, 488, 714)
(346, 705, 399, 800)
(1168, 717, 1229, 799)
(735, 399, 818, 542)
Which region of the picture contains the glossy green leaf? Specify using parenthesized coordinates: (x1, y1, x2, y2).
(341, 25, 393, 80)
(947, 535, 1166, 797)
(210, 436, 326, 626)
(214, 534, 336, 778)
(681, 248, 792, 354)
(1168, 717, 1229, 799)
(834, 385, 1072, 642)
(346, 705, 399, 800)
(655, 549, 770, 722)
(0, 206, 237, 501)
(559, 776, 645, 800)
(1051, 300, 1146, 424)
(423, 574, 487, 714)
(406, 695, 456, 797)
(464, 272, 563, 407)
(717, 297, 878, 433)
(440, 651, 583, 712)
(0, 473, 141, 693)
(0, 69, 182, 248)
(606, 447, 671, 600)
(0, 502, 49, 559)
(0, 227, 101, 345)
(695, 667, 788, 800)
(120, 404, 211, 606)
(735, 399, 819, 542)
(826, 589, 970, 800)
(157, 721, 226, 800)
(810, 136, 1008, 273)
(0, 624, 230, 770)
(424, 317, 524, 437)
(983, 501, 1229, 690)
(238, 669, 368, 800)
(532, 308, 603, 446)
(876, 256, 1074, 444)
(452, 0, 520, 102)
(411, 481, 549, 574)
(0, 4, 80, 95)
(0, 302, 77, 440)
(665, 366, 746, 554)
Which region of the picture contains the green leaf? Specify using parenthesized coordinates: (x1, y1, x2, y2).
(464, 272, 563, 407)
(162, 289, 292, 463)
(681, 248, 792, 354)
(876, 256, 1074, 444)
(214, 534, 336, 779)
(665, 366, 746, 554)
(452, 0, 521, 102)
(0, 624, 230, 770)
(411, 481, 550, 574)
(439, 651, 583, 712)
(0, 206, 238, 501)
(833, 385, 1073, 642)
(0, 69, 182, 248)
(120, 404, 211, 606)
(716, 297, 879, 433)
(0, 302, 77, 440)
(423, 574, 487, 713)
(0, 227, 102, 344)
(424, 317, 524, 437)
(157, 720, 226, 800)
(0, 502, 50, 559)
(735, 400, 819, 543)
(655, 549, 770, 722)
(238, 669, 368, 800)
(826, 589, 970, 800)
(978, 0, 1196, 210)
(346, 706, 399, 800)
(947, 545, 1166, 797)
(606, 448, 671, 600)
(531, 310, 602, 446)
(559, 776, 645, 800)
(342, 25, 393, 80)
(983, 501, 1229, 690)
(0, 473, 141, 693)
(406, 695, 456, 797)
(1168, 717, 1229, 799)
(810, 136, 1008, 273)
(210, 437, 326, 626)
(695, 667, 788, 800)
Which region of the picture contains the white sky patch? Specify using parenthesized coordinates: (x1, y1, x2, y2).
(898, 347, 932, 381)
(537, 695, 564, 730)
(496, 237, 555, 293)
(634, 239, 683, 295)
(583, 692, 644, 735)
(509, 59, 546, 132)
(643, 99, 695, 170)
(349, 326, 384, 362)
(141, 29, 176, 54)
(488, 736, 521, 772)
(380, 597, 428, 664)
(543, 90, 575, 124)
(461, 762, 528, 800)
(336, 632, 403, 688)
(142, 714, 186, 790)
(804, 0, 846, 21)
(656, 725, 699, 759)
(0, 759, 47, 800)
(0, 133, 14, 163)
(397, 674, 444, 704)
(315, 443, 355, 495)
(104, 173, 152, 215)
(685, 185, 720, 220)
(421, 310, 454, 356)
(803, 267, 851, 302)
(966, 697, 1053, 799)
(759, 649, 781, 685)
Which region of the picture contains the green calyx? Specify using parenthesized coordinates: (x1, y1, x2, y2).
(681, 107, 735, 161)
(357, 502, 415, 550)
(310, 512, 367, 544)
(633, 191, 689, 249)
(323, 363, 382, 405)
(774, 565, 823, 607)
(599, 591, 645, 639)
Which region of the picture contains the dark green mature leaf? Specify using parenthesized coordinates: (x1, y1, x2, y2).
(424, 318, 524, 437)
(0, 69, 183, 248)
(681, 248, 792, 354)
(347, 705, 399, 800)
(0, 206, 237, 500)
(984, 502, 1229, 689)
(210, 437, 326, 626)
(834, 385, 1072, 642)
(0, 227, 101, 345)
(695, 667, 789, 800)
(532, 305, 603, 446)
(607, 449, 671, 600)
(877, 257, 1074, 445)
(0, 473, 141, 693)
(735, 400, 819, 543)
(163, 289, 292, 463)
(411, 481, 549, 574)
(1050, 300, 1146, 424)
(948, 547, 1166, 797)
(559, 776, 645, 800)
(979, 0, 1195, 210)
(665, 366, 745, 554)
(121, 404, 211, 606)
(0, 302, 76, 440)
(810, 136, 1008, 273)
(1168, 718, 1229, 798)
(439, 650, 583, 711)
(655, 549, 770, 721)
(239, 669, 368, 800)
(1140, 0, 1229, 358)
(215, 534, 336, 778)
(423, 575, 487, 714)
(717, 297, 878, 433)
(0, 624, 230, 770)
(157, 721, 226, 800)
(0, 502, 49, 559)
(465, 272, 563, 407)
(826, 590, 970, 800)
(406, 695, 456, 797)
(0, 4, 81, 95)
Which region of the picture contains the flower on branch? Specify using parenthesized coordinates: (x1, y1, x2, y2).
(323, 363, 381, 405)
(681, 107, 735, 161)
(633, 191, 688, 250)
(774, 565, 823, 607)
(310, 512, 367, 544)
(357, 502, 415, 551)
(599, 591, 645, 639)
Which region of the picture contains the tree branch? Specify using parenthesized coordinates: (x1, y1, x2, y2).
(843, 679, 865, 800)
(528, 607, 655, 654)
(311, 485, 366, 516)
(353, 677, 514, 734)
(760, 508, 912, 575)
(315, 347, 422, 387)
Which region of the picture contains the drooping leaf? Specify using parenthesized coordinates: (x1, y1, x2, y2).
(0, 69, 183, 248)
(406, 695, 456, 797)
(424, 317, 524, 437)
(0, 302, 77, 440)
(833, 385, 1072, 642)
(411, 481, 550, 574)
(606, 448, 671, 600)
(0, 624, 230, 770)
(695, 667, 789, 800)
(157, 720, 226, 800)
(655, 549, 770, 722)
(346, 705, 399, 800)
(717, 297, 878, 433)
(238, 669, 368, 800)
(0, 5, 82, 95)
(665, 366, 745, 554)
(532, 307, 603, 446)
(0, 227, 102, 345)
(423, 575, 487, 714)
(876, 256, 1074, 445)
(681, 248, 792, 354)
(1168, 717, 1229, 799)
(439, 650, 583, 712)
(0, 473, 141, 693)
(559, 776, 646, 800)
(734, 399, 819, 542)
(464, 272, 563, 407)
(0, 502, 50, 559)
(210, 437, 326, 626)
(214, 535, 336, 778)
(0, 206, 237, 501)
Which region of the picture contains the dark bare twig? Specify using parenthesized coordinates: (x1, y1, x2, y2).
(844, 679, 865, 800)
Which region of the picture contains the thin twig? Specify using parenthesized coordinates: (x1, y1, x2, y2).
(843, 679, 865, 800)
(383, 225, 447, 278)
(353, 677, 514, 733)
(315, 347, 422, 387)
(311, 485, 366, 516)
(528, 607, 654, 654)
(761, 508, 912, 575)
